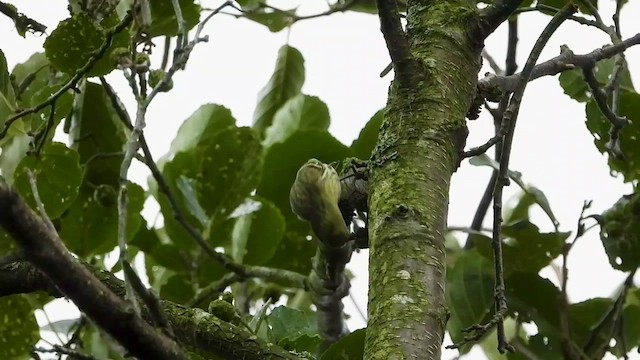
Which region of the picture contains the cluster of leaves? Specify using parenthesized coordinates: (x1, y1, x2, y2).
(0, 1, 387, 356)
(1, 0, 640, 359)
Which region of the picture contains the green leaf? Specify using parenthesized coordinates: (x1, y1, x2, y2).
(473, 220, 569, 274)
(252, 45, 305, 136)
(147, 0, 200, 37)
(569, 298, 614, 352)
(43, 13, 129, 76)
(599, 193, 640, 271)
(268, 306, 322, 354)
(585, 90, 640, 182)
(263, 94, 330, 148)
(0, 134, 30, 183)
(245, 11, 292, 32)
(177, 175, 208, 227)
(320, 328, 366, 360)
(151, 151, 203, 249)
(234, 197, 285, 265)
(470, 154, 559, 227)
(559, 58, 635, 102)
(350, 110, 383, 160)
(160, 274, 195, 304)
(69, 82, 127, 187)
(263, 229, 316, 275)
(197, 126, 263, 221)
(0, 295, 39, 359)
(0, 50, 15, 126)
(506, 272, 561, 335)
(60, 183, 145, 257)
(446, 250, 494, 353)
(167, 104, 236, 157)
(14, 142, 82, 218)
(258, 129, 352, 219)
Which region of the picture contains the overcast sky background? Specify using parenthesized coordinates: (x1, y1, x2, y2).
(3, 1, 640, 359)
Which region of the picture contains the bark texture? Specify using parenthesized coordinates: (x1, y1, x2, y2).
(365, 1, 482, 359)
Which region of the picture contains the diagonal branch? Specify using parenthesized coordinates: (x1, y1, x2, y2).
(0, 260, 304, 360)
(478, 0, 526, 39)
(478, 33, 640, 94)
(375, 0, 421, 85)
(0, 185, 189, 360)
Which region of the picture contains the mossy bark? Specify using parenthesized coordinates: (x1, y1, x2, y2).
(365, 1, 482, 359)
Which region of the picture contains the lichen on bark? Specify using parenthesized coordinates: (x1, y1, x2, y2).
(365, 1, 482, 359)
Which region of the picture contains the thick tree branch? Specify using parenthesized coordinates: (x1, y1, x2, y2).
(0, 260, 305, 360)
(478, 0, 526, 39)
(375, 0, 422, 85)
(478, 33, 640, 94)
(0, 185, 188, 360)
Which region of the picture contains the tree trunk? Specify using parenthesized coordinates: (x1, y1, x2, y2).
(365, 1, 482, 358)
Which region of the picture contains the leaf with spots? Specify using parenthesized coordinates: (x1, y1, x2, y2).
(197, 126, 263, 223)
(69, 82, 127, 187)
(166, 104, 236, 158)
(446, 250, 494, 354)
(0, 295, 39, 359)
(14, 142, 82, 219)
(43, 13, 129, 76)
(252, 45, 305, 136)
(263, 94, 330, 149)
(59, 182, 145, 258)
(585, 90, 640, 182)
(146, 0, 200, 37)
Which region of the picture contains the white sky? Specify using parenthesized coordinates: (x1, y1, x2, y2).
(3, 1, 640, 359)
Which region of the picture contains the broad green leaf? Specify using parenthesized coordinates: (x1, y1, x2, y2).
(147, 0, 200, 37)
(177, 175, 208, 227)
(234, 197, 285, 265)
(350, 110, 383, 160)
(9, 53, 67, 138)
(506, 272, 561, 335)
(0, 49, 14, 129)
(506, 191, 536, 224)
(585, 90, 640, 182)
(252, 45, 305, 135)
(268, 306, 322, 354)
(151, 151, 203, 249)
(263, 94, 330, 148)
(60, 183, 144, 257)
(473, 220, 569, 274)
(167, 104, 236, 157)
(560, 58, 635, 102)
(245, 11, 292, 32)
(43, 13, 129, 76)
(257, 129, 352, 219)
(69, 82, 127, 186)
(0, 295, 39, 359)
(147, 243, 190, 274)
(599, 193, 640, 271)
(470, 154, 559, 227)
(160, 273, 195, 304)
(569, 298, 613, 354)
(320, 328, 365, 359)
(14, 142, 82, 218)
(0, 134, 30, 183)
(40, 318, 79, 334)
(446, 250, 494, 354)
(506, 334, 564, 360)
(197, 126, 263, 222)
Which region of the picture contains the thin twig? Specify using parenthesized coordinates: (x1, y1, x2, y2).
(450, 4, 577, 353)
(26, 170, 56, 232)
(34, 345, 96, 360)
(0, 1, 47, 34)
(375, 0, 418, 84)
(1, 11, 133, 140)
(478, 33, 640, 94)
